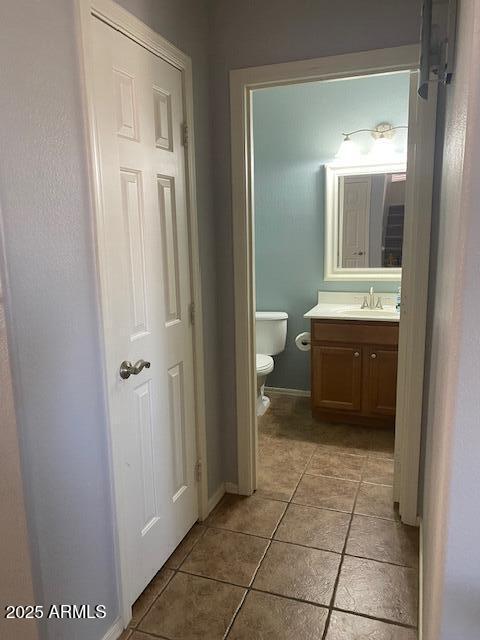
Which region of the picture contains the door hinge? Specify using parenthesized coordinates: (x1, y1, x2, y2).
(195, 459, 202, 482)
(189, 302, 195, 325)
(182, 123, 189, 146)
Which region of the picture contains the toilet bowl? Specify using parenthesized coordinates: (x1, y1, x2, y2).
(255, 312, 288, 416)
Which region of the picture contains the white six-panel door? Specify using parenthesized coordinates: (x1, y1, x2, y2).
(91, 16, 198, 605)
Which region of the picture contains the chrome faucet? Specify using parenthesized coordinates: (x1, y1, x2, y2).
(361, 286, 380, 310)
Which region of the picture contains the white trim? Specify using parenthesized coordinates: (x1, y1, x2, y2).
(230, 46, 423, 502)
(394, 75, 437, 526)
(206, 483, 226, 516)
(418, 517, 424, 640)
(101, 618, 124, 640)
(75, 0, 209, 625)
(265, 386, 311, 398)
(324, 161, 405, 281)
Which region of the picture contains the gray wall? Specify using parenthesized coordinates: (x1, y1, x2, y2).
(421, 0, 480, 637)
(253, 75, 409, 391)
(0, 1, 215, 639)
(0, 2, 118, 638)
(209, 0, 422, 483)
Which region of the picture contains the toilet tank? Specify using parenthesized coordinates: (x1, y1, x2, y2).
(255, 312, 288, 355)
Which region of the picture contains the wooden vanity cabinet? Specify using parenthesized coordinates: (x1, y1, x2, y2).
(311, 319, 399, 427)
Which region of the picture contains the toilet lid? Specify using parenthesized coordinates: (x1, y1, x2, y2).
(256, 353, 274, 375)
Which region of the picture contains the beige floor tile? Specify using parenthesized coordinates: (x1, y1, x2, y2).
(119, 630, 133, 640)
(139, 572, 245, 640)
(307, 450, 365, 481)
(326, 611, 417, 639)
(268, 394, 296, 417)
(259, 438, 315, 471)
(293, 474, 358, 512)
(274, 504, 350, 553)
(129, 567, 175, 627)
(335, 556, 418, 626)
(180, 527, 268, 586)
(206, 494, 286, 538)
(228, 590, 328, 639)
(370, 429, 395, 458)
(253, 541, 340, 606)
(165, 523, 206, 569)
(355, 483, 399, 520)
(346, 515, 418, 567)
(129, 632, 164, 640)
(363, 457, 394, 485)
(315, 424, 372, 455)
(256, 462, 302, 501)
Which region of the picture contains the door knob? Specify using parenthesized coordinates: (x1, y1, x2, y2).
(119, 359, 151, 380)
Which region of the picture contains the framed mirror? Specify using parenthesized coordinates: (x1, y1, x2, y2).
(324, 162, 406, 281)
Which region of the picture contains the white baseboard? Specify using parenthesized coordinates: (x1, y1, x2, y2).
(206, 483, 226, 517)
(265, 386, 310, 398)
(225, 482, 239, 494)
(101, 618, 124, 640)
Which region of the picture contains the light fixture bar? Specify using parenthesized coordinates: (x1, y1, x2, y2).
(342, 125, 408, 138)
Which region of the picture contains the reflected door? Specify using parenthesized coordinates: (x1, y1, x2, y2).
(92, 16, 198, 605)
(340, 175, 371, 268)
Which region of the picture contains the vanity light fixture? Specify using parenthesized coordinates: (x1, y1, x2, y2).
(336, 122, 408, 161)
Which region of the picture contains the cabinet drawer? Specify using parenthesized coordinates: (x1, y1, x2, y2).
(311, 320, 398, 346)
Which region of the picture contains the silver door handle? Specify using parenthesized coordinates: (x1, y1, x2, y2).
(120, 359, 151, 379)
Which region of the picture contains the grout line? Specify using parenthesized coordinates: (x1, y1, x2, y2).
(331, 606, 418, 629)
(321, 463, 363, 639)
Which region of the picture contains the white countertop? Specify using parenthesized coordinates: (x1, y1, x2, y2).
(304, 291, 400, 323)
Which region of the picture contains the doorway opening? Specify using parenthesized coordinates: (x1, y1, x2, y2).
(230, 46, 437, 526)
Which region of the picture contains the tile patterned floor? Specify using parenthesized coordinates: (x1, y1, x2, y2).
(121, 393, 419, 640)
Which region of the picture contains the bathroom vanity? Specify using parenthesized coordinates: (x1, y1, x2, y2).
(305, 292, 400, 428)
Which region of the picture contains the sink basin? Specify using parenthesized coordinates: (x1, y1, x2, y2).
(335, 306, 399, 318)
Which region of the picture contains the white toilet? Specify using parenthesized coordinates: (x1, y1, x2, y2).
(255, 311, 288, 416)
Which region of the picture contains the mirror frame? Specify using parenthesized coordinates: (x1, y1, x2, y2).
(324, 161, 406, 281)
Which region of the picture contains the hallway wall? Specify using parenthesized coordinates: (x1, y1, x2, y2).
(422, 0, 480, 636)
(0, 1, 214, 639)
(208, 0, 422, 484)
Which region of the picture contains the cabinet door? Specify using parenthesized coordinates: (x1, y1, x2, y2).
(366, 347, 398, 416)
(312, 345, 362, 412)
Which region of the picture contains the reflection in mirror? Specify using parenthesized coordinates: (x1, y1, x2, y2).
(339, 171, 406, 269)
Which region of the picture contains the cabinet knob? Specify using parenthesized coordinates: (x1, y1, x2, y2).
(354, 351, 360, 358)
(370, 353, 377, 359)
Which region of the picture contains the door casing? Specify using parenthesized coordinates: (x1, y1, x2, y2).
(229, 45, 436, 528)
(75, 0, 208, 626)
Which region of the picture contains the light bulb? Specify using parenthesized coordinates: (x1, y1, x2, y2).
(335, 136, 361, 162)
(369, 135, 394, 161)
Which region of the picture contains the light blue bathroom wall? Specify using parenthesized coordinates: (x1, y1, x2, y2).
(253, 73, 410, 391)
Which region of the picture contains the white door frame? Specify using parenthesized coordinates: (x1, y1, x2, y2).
(230, 45, 435, 525)
(75, 0, 209, 625)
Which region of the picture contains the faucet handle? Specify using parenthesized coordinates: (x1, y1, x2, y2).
(375, 297, 383, 310)
(361, 296, 369, 309)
